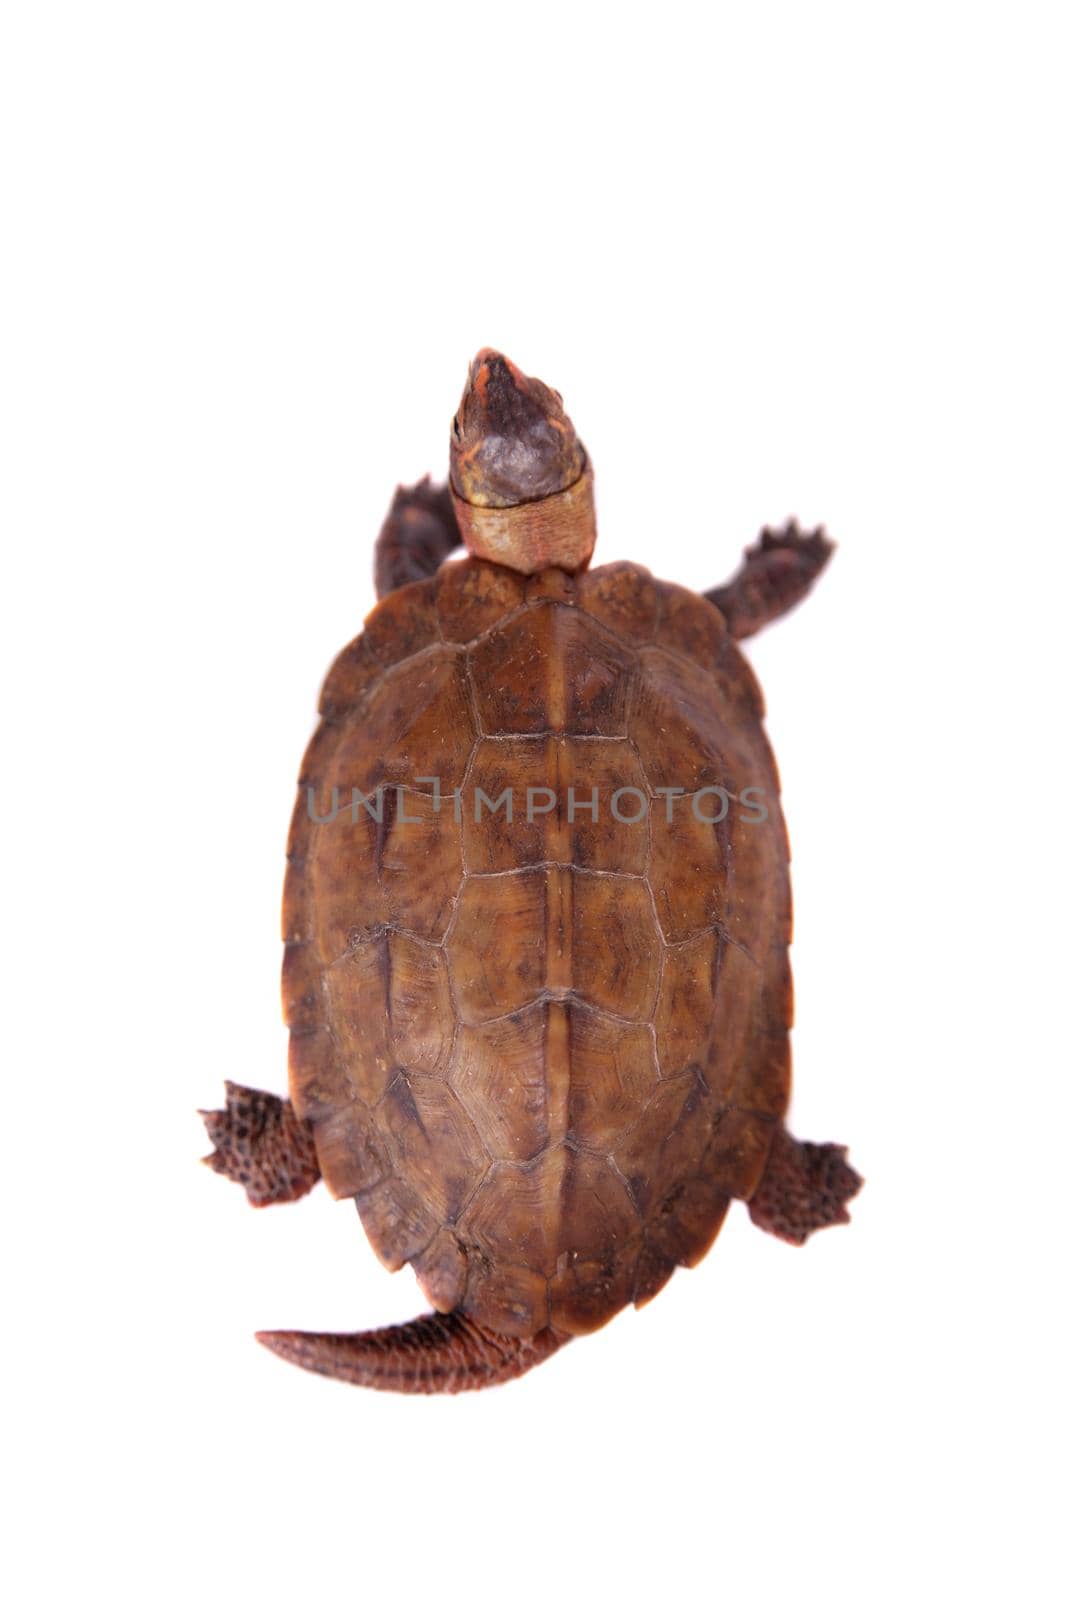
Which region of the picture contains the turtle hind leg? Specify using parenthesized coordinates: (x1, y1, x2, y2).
(200, 1081, 320, 1207)
(705, 520, 834, 640)
(257, 1311, 571, 1394)
(373, 476, 462, 598)
(748, 1125, 862, 1245)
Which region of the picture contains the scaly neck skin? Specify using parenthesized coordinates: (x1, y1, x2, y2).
(449, 349, 596, 574)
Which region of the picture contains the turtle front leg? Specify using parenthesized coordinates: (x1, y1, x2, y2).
(747, 1126, 862, 1244)
(373, 476, 463, 598)
(705, 521, 834, 640)
(200, 1082, 320, 1207)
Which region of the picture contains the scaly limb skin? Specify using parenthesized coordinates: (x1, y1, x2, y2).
(706, 520, 834, 640)
(748, 1126, 862, 1245)
(373, 476, 462, 598)
(200, 1081, 320, 1207)
(257, 1311, 571, 1394)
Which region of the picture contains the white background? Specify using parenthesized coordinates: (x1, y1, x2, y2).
(3, 4, 1064, 1598)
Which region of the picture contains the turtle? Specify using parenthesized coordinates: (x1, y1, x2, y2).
(202, 349, 862, 1394)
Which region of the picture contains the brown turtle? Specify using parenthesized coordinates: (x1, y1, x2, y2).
(202, 350, 861, 1393)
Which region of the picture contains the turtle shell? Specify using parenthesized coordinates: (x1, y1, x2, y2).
(283, 559, 791, 1339)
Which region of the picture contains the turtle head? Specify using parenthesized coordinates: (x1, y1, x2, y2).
(449, 350, 596, 574)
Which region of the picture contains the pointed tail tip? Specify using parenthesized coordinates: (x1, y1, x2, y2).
(255, 1311, 570, 1395)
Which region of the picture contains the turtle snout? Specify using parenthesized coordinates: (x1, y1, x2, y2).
(450, 349, 585, 510)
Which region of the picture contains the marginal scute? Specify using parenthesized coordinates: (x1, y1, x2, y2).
(552, 1236, 644, 1334)
(357, 1175, 438, 1270)
(318, 633, 379, 719)
(734, 1020, 791, 1120)
(283, 555, 791, 1339)
(412, 1228, 469, 1313)
(463, 1258, 549, 1339)
(289, 1025, 351, 1124)
(314, 1108, 391, 1199)
(633, 1243, 676, 1308)
(298, 718, 345, 787)
(549, 1152, 642, 1333)
(710, 635, 766, 721)
(361, 578, 441, 665)
(726, 795, 789, 956)
(435, 558, 525, 643)
(281, 938, 322, 1032)
(763, 941, 795, 1032)
(648, 1176, 731, 1270)
(577, 561, 659, 643)
(700, 938, 765, 1103)
(621, 1080, 733, 1270)
(655, 579, 727, 665)
(700, 1105, 778, 1201)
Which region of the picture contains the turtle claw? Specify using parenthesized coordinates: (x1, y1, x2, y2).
(748, 1127, 863, 1245)
(199, 1081, 320, 1207)
(756, 518, 833, 559)
(706, 518, 835, 640)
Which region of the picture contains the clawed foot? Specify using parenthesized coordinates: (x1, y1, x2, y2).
(200, 1081, 320, 1207)
(373, 476, 462, 598)
(753, 519, 832, 556)
(706, 519, 834, 640)
(748, 1126, 862, 1245)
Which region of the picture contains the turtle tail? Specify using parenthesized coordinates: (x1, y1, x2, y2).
(255, 1311, 570, 1394)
